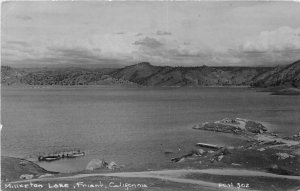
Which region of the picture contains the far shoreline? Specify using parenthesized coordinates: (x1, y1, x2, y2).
(1, 84, 253, 89)
(4, 85, 299, 96)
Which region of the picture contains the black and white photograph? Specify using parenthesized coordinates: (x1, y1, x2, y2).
(1, 1, 300, 191)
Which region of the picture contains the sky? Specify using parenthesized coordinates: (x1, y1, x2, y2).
(2, 1, 300, 67)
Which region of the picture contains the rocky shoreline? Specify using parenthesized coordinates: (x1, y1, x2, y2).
(172, 118, 300, 176)
(2, 118, 300, 191)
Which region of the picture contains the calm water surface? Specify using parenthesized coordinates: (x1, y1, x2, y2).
(1, 87, 300, 172)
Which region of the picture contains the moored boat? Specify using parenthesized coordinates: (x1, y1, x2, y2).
(38, 150, 85, 161)
(66, 151, 85, 158)
(195, 143, 223, 149)
(38, 155, 61, 162)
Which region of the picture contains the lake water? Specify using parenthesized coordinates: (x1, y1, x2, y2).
(1, 87, 300, 172)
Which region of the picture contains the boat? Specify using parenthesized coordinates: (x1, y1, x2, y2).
(38, 155, 61, 162)
(38, 150, 85, 161)
(195, 143, 223, 149)
(66, 151, 85, 158)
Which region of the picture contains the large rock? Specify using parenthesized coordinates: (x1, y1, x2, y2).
(86, 159, 108, 171)
(19, 174, 34, 180)
(245, 121, 267, 133)
(275, 153, 295, 160)
(195, 149, 205, 155)
(194, 118, 267, 134)
(19, 160, 29, 166)
(200, 122, 243, 134)
(107, 162, 118, 170)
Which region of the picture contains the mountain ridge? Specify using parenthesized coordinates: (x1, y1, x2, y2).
(1, 60, 299, 88)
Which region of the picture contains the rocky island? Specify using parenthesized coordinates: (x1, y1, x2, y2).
(171, 118, 300, 179)
(192, 118, 268, 134)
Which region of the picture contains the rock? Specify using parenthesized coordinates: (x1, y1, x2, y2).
(245, 121, 267, 133)
(177, 158, 185, 163)
(20, 174, 34, 180)
(38, 174, 53, 179)
(187, 148, 206, 157)
(270, 164, 278, 169)
(291, 132, 300, 140)
(218, 118, 240, 125)
(19, 160, 29, 166)
(197, 149, 205, 155)
(192, 149, 205, 156)
(171, 157, 185, 163)
(275, 153, 295, 160)
(192, 124, 202, 129)
(220, 147, 231, 155)
(218, 154, 224, 161)
(108, 162, 118, 170)
(194, 118, 267, 134)
(208, 150, 215, 153)
(200, 122, 243, 134)
(171, 157, 179, 162)
(258, 148, 266, 151)
(86, 159, 108, 170)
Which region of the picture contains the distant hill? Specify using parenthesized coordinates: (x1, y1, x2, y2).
(251, 60, 300, 88)
(1, 66, 135, 86)
(1, 66, 27, 85)
(110, 62, 271, 86)
(1, 60, 299, 87)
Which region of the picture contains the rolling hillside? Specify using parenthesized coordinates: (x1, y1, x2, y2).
(1, 66, 134, 86)
(111, 62, 270, 86)
(251, 60, 300, 88)
(2, 60, 299, 87)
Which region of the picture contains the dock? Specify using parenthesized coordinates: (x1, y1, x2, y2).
(195, 143, 223, 149)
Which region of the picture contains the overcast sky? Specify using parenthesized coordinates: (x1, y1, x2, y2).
(2, 1, 300, 67)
